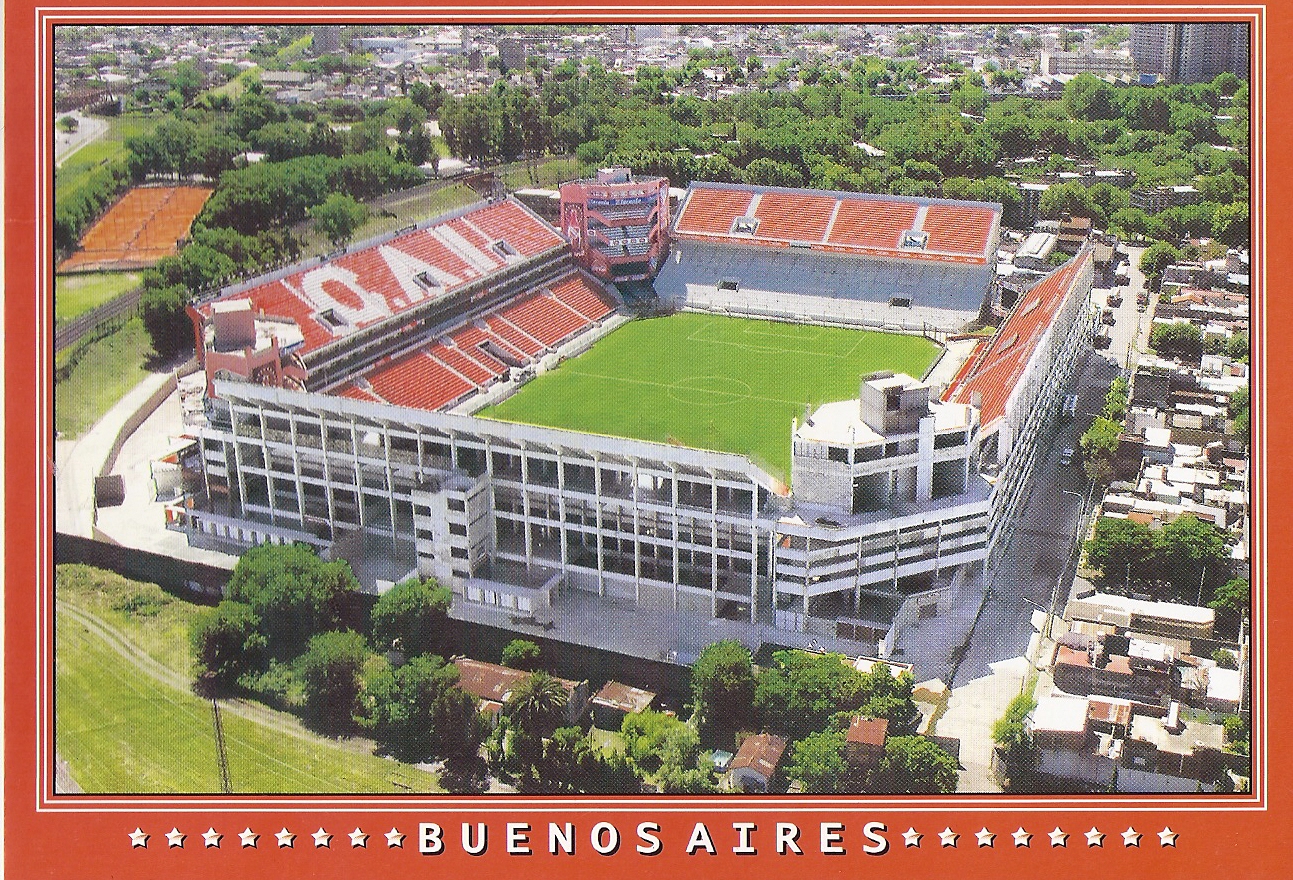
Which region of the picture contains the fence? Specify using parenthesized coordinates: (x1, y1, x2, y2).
(54, 284, 143, 353)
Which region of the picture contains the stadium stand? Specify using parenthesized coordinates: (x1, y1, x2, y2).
(675, 187, 756, 235)
(827, 199, 919, 250)
(753, 193, 837, 241)
(367, 351, 476, 411)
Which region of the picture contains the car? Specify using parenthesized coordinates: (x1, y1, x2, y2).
(1059, 447, 1077, 466)
(1108, 294, 1123, 307)
(1103, 312, 1117, 326)
(1094, 333, 1112, 349)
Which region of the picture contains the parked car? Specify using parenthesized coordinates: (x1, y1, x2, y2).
(1103, 311, 1117, 326)
(1059, 447, 1077, 466)
(1108, 293, 1123, 307)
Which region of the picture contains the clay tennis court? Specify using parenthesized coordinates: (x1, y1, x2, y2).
(59, 185, 212, 272)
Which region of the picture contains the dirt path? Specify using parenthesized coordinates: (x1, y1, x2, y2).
(56, 600, 381, 758)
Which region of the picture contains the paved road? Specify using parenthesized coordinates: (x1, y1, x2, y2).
(54, 112, 110, 167)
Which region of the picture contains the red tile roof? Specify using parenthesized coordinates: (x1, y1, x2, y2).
(199, 199, 563, 357)
(730, 733, 788, 779)
(675, 184, 999, 263)
(452, 657, 582, 703)
(846, 715, 889, 747)
(943, 250, 1092, 428)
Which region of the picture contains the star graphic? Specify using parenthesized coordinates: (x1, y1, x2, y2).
(1122, 827, 1142, 848)
(975, 827, 995, 848)
(166, 828, 185, 849)
(349, 828, 369, 848)
(902, 827, 922, 848)
(1158, 827, 1178, 848)
(385, 827, 405, 848)
(202, 828, 222, 848)
(128, 828, 149, 849)
(1049, 827, 1069, 848)
(1085, 827, 1105, 848)
(938, 827, 959, 848)
(313, 828, 332, 848)
(1012, 827, 1032, 848)
(239, 828, 259, 848)
(276, 828, 296, 848)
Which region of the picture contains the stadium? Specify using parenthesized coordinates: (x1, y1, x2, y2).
(175, 178, 1095, 658)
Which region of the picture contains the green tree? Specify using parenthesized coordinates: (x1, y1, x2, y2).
(621, 709, 692, 772)
(1205, 576, 1246, 617)
(786, 730, 847, 793)
(226, 543, 359, 658)
(310, 192, 369, 247)
(500, 639, 542, 671)
(1079, 416, 1122, 486)
(691, 640, 756, 738)
(1063, 74, 1115, 120)
(298, 629, 369, 733)
(1084, 517, 1155, 584)
(189, 600, 266, 687)
(139, 282, 193, 358)
(505, 670, 569, 739)
(1153, 514, 1234, 597)
(370, 654, 483, 764)
(870, 735, 959, 794)
(370, 576, 451, 656)
(1150, 322, 1203, 359)
(1139, 241, 1183, 291)
(992, 692, 1038, 786)
(1229, 386, 1250, 446)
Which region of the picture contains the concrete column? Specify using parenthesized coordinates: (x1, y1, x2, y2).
(350, 420, 365, 530)
(749, 486, 758, 625)
(632, 460, 642, 605)
(670, 467, 679, 610)
(594, 455, 605, 597)
(520, 444, 533, 568)
(916, 415, 935, 503)
(556, 450, 568, 573)
(383, 426, 397, 543)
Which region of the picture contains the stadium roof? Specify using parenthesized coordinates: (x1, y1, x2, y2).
(673, 182, 1000, 265)
(196, 199, 564, 356)
(943, 249, 1093, 429)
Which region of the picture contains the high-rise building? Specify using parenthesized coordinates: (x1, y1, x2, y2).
(1131, 22, 1249, 83)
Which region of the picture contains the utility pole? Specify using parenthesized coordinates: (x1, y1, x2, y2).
(211, 699, 232, 794)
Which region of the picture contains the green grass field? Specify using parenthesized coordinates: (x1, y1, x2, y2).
(480, 313, 940, 481)
(56, 607, 441, 793)
(57, 564, 197, 674)
(54, 271, 140, 325)
(54, 116, 157, 208)
(54, 317, 159, 438)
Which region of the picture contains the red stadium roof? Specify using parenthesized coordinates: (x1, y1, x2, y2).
(197, 199, 564, 356)
(943, 250, 1093, 429)
(674, 183, 1000, 264)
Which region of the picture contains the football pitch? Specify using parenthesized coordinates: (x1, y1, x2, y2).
(479, 312, 941, 481)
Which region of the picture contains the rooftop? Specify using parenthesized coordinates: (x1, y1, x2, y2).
(591, 681, 657, 714)
(730, 733, 789, 778)
(1031, 695, 1090, 734)
(944, 249, 1093, 429)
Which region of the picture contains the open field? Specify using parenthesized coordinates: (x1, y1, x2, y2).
(54, 271, 140, 325)
(497, 156, 585, 190)
(55, 605, 441, 793)
(294, 181, 480, 257)
(59, 185, 212, 272)
(481, 313, 940, 481)
(57, 564, 199, 675)
(55, 116, 157, 205)
(54, 317, 158, 438)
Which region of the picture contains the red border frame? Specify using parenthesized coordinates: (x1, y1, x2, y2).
(8, 4, 1279, 877)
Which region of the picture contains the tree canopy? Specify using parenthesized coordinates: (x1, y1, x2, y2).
(226, 543, 359, 658)
(369, 654, 483, 764)
(370, 576, 451, 657)
(298, 629, 369, 733)
(870, 735, 959, 794)
(691, 640, 756, 738)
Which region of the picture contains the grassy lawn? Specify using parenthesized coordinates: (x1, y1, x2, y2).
(55, 605, 442, 793)
(54, 272, 140, 325)
(55, 116, 157, 208)
(295, 181, 480, 257)
(54, 317, 159, 438)
(588, 727, 627, 756)
(57, 565, 198, 675)
(498, 156, 585, 191)
(480, 313, 940, 481)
